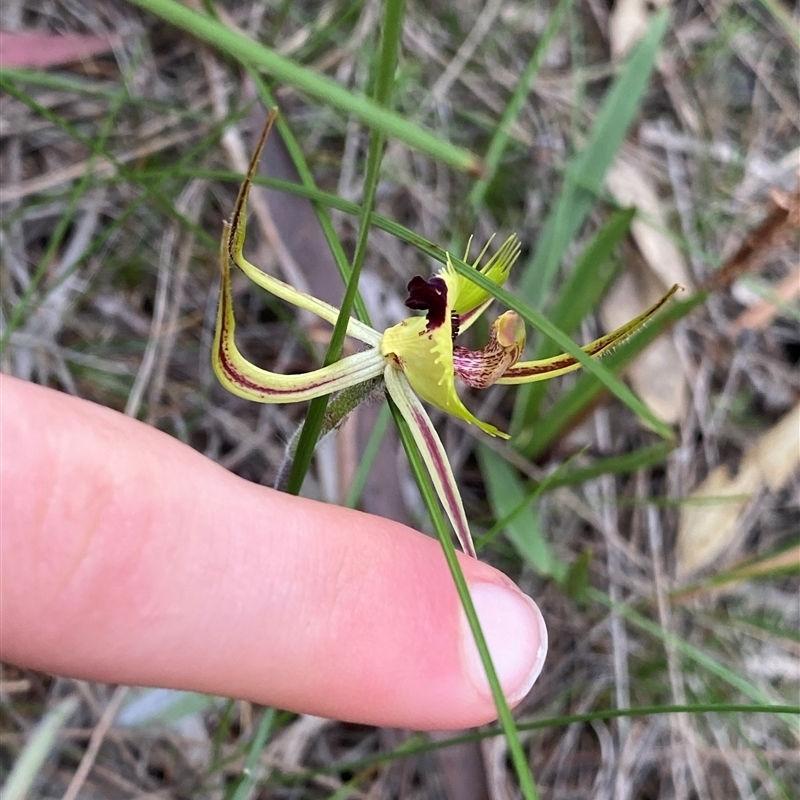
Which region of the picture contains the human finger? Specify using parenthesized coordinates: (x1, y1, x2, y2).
(1, 376, 547, 729)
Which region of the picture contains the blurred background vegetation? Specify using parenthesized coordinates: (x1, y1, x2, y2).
(1, 0, 798, 797)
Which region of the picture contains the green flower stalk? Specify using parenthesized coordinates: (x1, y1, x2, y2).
(213, 115, 678, 557)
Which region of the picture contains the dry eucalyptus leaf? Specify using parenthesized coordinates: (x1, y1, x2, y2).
(605, 160, 695, 290)
(729, 264, 800, 335)
(676, 403, 800, 577)
(601, 266, 685, 422)
(609, 0, 672, 60)
(601, 159, 693, 423)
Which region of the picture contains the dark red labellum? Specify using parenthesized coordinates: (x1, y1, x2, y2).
(405, 275, 448, 330)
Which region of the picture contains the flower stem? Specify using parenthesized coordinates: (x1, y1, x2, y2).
(274, 377, 385, 492)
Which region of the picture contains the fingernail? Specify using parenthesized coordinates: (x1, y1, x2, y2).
(460, 583, 548, 704)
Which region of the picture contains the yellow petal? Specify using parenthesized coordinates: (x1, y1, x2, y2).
(381, 271, 508, 438)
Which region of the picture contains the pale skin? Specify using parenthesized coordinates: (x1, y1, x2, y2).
(1, 375, 547, 730)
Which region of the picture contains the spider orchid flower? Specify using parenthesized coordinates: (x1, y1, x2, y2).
(213, 119, 678, 558)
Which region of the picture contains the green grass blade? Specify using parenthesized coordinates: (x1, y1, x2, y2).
(518, 10, 670, 308)
(388, 400, 541, 800)
(542, 207, 635, 336)
(285, 0, 404, 495)
(673, 542, 800, 601)
(308, 703, 799, 776)
(0, 81, 236, 352)
(475, 441, 674, 553)
(511, 206, 634, 438)
(228, 708, 276, 800)
(468, 0, 576, 208)
(125, 0, 481, 173)
(587, 587, 800, 733)
(477, 445, 565, 579)
(521, 293, 706, 458)
(2, 696, 79, 800)
(545, 441, 675, 489)
(1, 82, 128, 349)
(248, 74, 372, 327)
(0, 65, 217, 118)
(141, 165, 447, 256)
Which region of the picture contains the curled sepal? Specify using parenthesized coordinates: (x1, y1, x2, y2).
(213, 234, 385, 403)
(454, 235, 521, 332)
(381, 271, 507, 438)
(384, 365, 476, 558)
(226, 112, 380, 348)
(497, 284, 681, 384)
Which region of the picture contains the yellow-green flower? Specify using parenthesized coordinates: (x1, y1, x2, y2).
(213, 119, 678, 557)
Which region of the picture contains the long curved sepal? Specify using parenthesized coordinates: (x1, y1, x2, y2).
(226, 112, 381, 348)
(497, 284, 681, 384)
(213, 231, 385, 403)
(384, 365, 477, 558)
